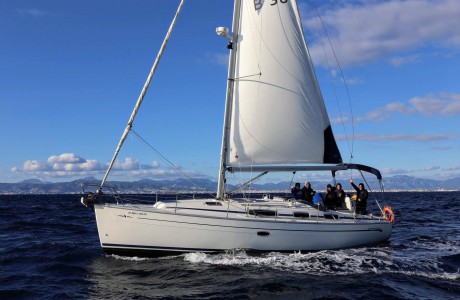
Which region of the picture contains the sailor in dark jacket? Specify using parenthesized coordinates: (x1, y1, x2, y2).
(301, 181, 315, 204)
(291, 182, 302, 200)
(334, 183, 345, 208)
(323, 184, 335, 210)
(350, 178, 368, 214)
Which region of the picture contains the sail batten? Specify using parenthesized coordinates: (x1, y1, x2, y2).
(226, 0, 341, 167)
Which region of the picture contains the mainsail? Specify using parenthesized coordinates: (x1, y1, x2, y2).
(227, 0, 342, 166)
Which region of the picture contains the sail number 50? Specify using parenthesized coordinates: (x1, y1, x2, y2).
(271, 0, 288, 5)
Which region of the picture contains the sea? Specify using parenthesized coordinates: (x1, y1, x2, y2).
(1, 192, 459, 300)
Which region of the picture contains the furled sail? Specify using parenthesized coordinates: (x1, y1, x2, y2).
(227, 0, 342, 166)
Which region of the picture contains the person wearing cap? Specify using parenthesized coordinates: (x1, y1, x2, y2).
(349, 178, 368, 214)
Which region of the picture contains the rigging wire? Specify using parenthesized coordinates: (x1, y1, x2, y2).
(287, 171, 296, 198)
(313, 13, 351, 157)
(228, 171, 268, 195)
(310, 0, 355, 163)
(131, 129, 216, 198)
(356, 170, 387, 214)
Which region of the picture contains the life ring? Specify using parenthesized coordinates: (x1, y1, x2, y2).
(383, 206, 395, 223)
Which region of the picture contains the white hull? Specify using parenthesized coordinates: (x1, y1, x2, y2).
(93, 198, 392, 255)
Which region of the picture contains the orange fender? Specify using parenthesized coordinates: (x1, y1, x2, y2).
(383, 205, 395, 223)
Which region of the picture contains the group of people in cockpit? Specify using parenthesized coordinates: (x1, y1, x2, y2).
(291, 179, 368, 214)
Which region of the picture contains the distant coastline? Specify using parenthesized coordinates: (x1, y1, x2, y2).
(0, 175, 459, 194)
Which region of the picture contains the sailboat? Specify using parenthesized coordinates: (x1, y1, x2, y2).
(82, 0, 394, 256)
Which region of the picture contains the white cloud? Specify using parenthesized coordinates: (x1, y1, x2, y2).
(16, 160, 52, 172)
(111, 157, 162, 171)
(343, 77, 363, 85)
(13, 154, 105, 174)
(80, 160, 104, 171)
(125, 169, 181, 178)
(445, 166, 460, 171)
(388, 54, 421, 66)
(383, 165, 440, 174)
(358, 101, 413, 122)
(11, 154, 186, 181)
(48, 153, 85, 164)
(327, 69, 363, 85)
(303, 0, 460, 67)
(409, 93, 460, 115)
(383, 168, 413, 175)
(421, 166, 441, 172)
(51, 159, 103, 172)
(203, 53, 229, 67)
(113, 157, 140, 171)
(146, 160, 160, 169)
(330, 115, 351, 125)
(356, 93, 460, 122)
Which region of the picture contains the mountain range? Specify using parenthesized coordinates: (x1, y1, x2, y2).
(0, 175, 458, 194)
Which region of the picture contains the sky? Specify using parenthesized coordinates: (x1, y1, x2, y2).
(1, 0, 459, 185)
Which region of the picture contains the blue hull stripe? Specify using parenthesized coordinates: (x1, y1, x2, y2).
(102, 243, 221, 252)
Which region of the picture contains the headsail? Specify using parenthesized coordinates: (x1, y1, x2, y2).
(227, 0, 342, 166)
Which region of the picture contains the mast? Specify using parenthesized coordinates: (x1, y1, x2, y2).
(216, 0, 242, 199)
(98, 0, 185, 192)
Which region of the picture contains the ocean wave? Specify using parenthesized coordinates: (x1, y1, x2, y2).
(2, 192, 459, 300)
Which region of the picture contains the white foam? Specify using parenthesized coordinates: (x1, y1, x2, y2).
(183, 248, 460, 280)
(108, 254, 151, 261)
(183, 249, 385, 275)
(406, 238, 460, 254)
(184, 250, 279, 266)
(396, 269, 459, 281)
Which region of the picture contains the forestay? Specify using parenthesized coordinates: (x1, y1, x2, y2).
(227, 0, 342, 166)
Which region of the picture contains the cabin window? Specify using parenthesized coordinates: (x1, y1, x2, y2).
(293, 212, 310, 218)
(249, 209, 277, 217)
(205, 202, 223, 206)
(324, 214, 339, 220)
(257, 231, 270, 237)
